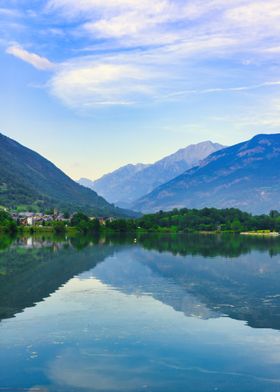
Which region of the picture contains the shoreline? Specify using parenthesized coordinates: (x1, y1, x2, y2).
(240, 231, 280, 236)
(1, 227, 280, 237)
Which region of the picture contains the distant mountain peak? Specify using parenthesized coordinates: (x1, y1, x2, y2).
(158, 141, 225, 166)
(78, 140, 225, 207)
(133, 133, 280, 214)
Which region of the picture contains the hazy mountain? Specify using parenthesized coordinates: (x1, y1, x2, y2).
(78, 163, 149, 205)
(133, 134, 280, 214)
(0, 132, 134, 217)
(79, 141, 224, 207)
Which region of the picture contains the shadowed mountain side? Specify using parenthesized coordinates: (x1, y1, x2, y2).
(134, 134, 280, 214)
(0, 132, 135, 217)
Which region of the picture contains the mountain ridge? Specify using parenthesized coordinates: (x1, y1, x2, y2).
(133, 133, 280, 214)
(79, 140, 225, 207)
(0, 132, 135, 217)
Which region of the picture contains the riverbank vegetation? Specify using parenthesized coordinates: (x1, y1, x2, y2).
(135, 208, 280, 233)
(0, 211, 18, 235)
(1, 208, 280, 235)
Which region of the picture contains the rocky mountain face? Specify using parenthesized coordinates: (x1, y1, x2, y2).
(133, 134, 280, 214)
(79, 141, 224, 207)
(0, 132, 134, 217)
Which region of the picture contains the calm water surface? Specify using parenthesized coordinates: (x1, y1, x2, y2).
(1, 234, 280, 391)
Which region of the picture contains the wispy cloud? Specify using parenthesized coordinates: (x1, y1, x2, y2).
(4, 0, 280, 109)
(164, 81, 280, 99)
(0, 8, 22, 17)
(40, 0, 280, 107)
(6, 44, 55, 70)
(49, 61, 155, 108)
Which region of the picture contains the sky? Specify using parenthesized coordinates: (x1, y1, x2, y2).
(1, 0, 280, 180)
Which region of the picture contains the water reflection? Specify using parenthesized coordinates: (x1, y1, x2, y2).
(1, 234, 280, 329)
(1, 234, 280, 391)
(137, 232, 280, 257)
(0, 236, 118, 320)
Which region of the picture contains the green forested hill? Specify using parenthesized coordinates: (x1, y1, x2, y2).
(0, 132, 133, 216)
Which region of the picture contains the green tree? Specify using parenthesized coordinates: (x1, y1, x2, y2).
(0, 210, 12, 226)
(231, 219, 243, 232)
(70, 212, 89, 226)
(53, 221, 66, 234)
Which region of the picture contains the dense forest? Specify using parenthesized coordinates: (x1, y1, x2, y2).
(105, 208, 280, 233)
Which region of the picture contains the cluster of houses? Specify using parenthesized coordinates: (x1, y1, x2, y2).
(11, 211, 116, 226)
(12, 211, 68, 226)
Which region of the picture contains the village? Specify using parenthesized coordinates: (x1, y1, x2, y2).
(11, 210, 116, 227)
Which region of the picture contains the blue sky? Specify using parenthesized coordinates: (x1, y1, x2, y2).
(1, 0, 280, 179)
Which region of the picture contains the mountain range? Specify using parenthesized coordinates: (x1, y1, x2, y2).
(133, 134, 280, 214)
(0, 133, 134, 217)
(78, 141, 224, 207)
(2, 131, 280, 216)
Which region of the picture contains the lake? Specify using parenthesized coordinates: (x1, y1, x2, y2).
(1, 233, 280, 391)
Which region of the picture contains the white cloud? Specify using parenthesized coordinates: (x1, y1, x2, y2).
(226, 2, 280, 26)
(46, 0, 170, 15)
(49, 61, 155, 108)
(264, 46, 280, 54)
(6, 0, 280, 110)
(45, 0, 280, 55)
(84, 12, 159, 39)
(47, 0, 181, 47)
(6, 44, 55, 70)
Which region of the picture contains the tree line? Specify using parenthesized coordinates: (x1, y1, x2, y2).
(65, 208, 280, 234)
(2, 207, 280, 235)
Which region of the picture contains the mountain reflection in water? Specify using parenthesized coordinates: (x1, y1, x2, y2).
(1, 233, 280, 392)
(1, 233, 280, 329)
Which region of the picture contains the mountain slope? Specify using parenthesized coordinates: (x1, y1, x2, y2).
(78, 163, 149, 205)
(0, 132, 134, 216)
(133, 134, 280, 214)
(79, 141, 224, 207)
